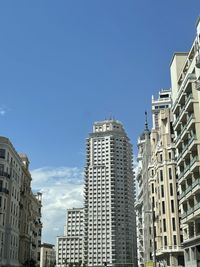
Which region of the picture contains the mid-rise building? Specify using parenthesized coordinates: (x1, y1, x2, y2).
(0, 137, 22, 267)
(56, 208, 84, 267)
(149, 90, 184, 266)
(84, 120, 137, 267)
(135, 115, 151, 267)
(170, 17, 200, 267)
(0, 136, 43, 267)
(40, 243, 56, 267)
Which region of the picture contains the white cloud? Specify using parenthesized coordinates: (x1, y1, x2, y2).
(0, 106, 7, 116)
(31, 167, 84, 245)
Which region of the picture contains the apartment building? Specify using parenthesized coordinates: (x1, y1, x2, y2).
(84, 120, 137, 267)
(0, 137, 42, 267)
(0, 136, 22, 267)
(135, 115, 151, 267)
(170, 18, 200, 267)
(149, 90, 184, 266)
(30, 192, 42, 266)
(56, 208, 84, 267)
(40, 243, 56, 267)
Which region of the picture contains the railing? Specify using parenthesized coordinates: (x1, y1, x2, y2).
(0, 187, 9, 194)
(0, 171, 10, 178)
(173, 94, 193, 127)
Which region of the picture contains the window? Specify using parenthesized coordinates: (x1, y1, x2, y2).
(152, 184, 154, 194)
(161, 185, 164, 197)
(0, 149, 5, 159)
(164, 236, 167, 246)
(163, 219, 166, 232)
(170, 183, 173, 196)
(169, 168, 172, 179)
(162, 201, 165, 214)
(171, 200, 174, 213)
(169, 152, 171, 160)
(172, 218, 176, 231)
(173, 235, 177, 245)
(160, 170, 163, 182)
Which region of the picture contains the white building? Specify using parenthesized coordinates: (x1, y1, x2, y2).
(170, 17, 200, 267)
(56, 208, 84, 267)
(40, 243, 56, 267)
(84, 120, 137, 267)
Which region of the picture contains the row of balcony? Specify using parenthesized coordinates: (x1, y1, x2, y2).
(179, 178, 200, 199)
(0, 171, 10, 179)
(182, 202, 200, 220)
(173, 73, 197, 112)
(176, 134, 197, 162)
(173, 93, 193, 128)
(175, 113, 195, 143)
(178, 156, 198, 180)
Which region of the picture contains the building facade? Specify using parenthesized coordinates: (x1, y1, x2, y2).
(149, 90, 184, 266)
(0, 136, 42, 267)
(40, 243, 56, 267)
(56, 208, 84, 267)
(84, 120, 137, 267)
(170, 18, 200, 267)
(135, 116, 151, 267)
(0, 137, 22, 267)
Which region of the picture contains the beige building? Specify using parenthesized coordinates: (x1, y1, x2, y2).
(0, 136, 22, 267)
(170, 17, 200, 267)
(149, 90, 184, 266)
(135, 116, 151, 267)
(0, 136, 43, 267)
(30, 192, 42, 267)
(40, 243, 56, 267)
(19, 153, 32, 265)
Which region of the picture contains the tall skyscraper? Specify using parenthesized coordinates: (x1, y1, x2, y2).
(84, 120, 137, 267)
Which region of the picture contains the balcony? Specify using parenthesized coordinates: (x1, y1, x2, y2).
(0, 187, 9, 194)
(0, 171, 10, 179)
(196, 53, 200, 68)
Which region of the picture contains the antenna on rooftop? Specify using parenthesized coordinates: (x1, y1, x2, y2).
(145, 110, 149, 131)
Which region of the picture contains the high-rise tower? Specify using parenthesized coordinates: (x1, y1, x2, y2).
(84, 120, 137, 267)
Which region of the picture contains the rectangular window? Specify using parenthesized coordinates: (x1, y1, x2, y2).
(171, 200, 174, 213)
(169, 152, 171, 160)
(160, 170, 163, 182)
(152, 184, 154, 194)
(164, 236, 167, 246)
(173, 235, 177, 246)
(169, 168, 172, 179)
(163, 219, 166, 232)
(0, 149, 5, 159)
(172, 218, 176, 231)
(162, 201, 165, 214)
(161, 185, 164, 197)
(170, 183, 173, 196)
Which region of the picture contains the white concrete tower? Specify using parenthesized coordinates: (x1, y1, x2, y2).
(84, 120, 137, 267)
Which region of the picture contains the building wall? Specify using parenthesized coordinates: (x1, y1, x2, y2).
(170, 18, 200, 267)
(40, 243, 56, 267)
(56, 208, 84, 267)
(0, 137, 22, 267)
(149, 108, 184, 267)
(135, 119, 152, 267)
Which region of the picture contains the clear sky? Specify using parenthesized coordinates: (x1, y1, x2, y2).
(0, 1, 199, 244)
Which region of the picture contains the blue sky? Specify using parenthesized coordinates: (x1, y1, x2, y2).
(0, 1, 199, 243)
